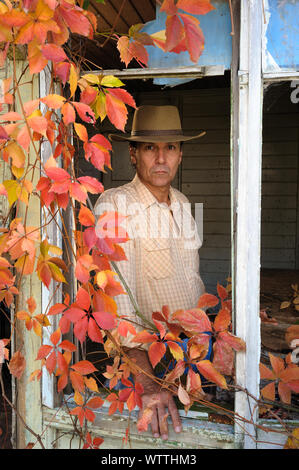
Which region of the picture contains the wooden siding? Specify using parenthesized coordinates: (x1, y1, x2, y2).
(262, 83, 299, 269)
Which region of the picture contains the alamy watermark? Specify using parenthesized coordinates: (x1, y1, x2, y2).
(290, 338, 299, 365)
(290, 80, 299, 104)
(96, 195, 204, 249)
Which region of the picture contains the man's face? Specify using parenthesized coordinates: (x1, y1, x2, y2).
(130, 142, 182, 189)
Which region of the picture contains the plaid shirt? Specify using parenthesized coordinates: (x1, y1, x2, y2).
(94, 174, 205, 348)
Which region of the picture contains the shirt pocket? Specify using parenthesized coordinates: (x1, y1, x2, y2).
(142, 238, 174, 280)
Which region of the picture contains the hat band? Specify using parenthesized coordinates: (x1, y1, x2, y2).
(131, 128, 183, 137)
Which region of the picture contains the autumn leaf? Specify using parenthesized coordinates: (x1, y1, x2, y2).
(196, 360, 228, 389)
(176, 0, 215, 15)
(8, 350, 26, 379)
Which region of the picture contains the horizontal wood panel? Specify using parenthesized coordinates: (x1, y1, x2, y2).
(200, 247, 230, 260)
(183, 155, 297, 170)
(263, 114, 299, 128)
(261, 235, 296, 249)
(183, 169, 230, 183)
(261, 260, 296, 269)
(261, 182, 297, 195)
(261, 222, 297, 236)
(261, 249, 295, 263)
(182, 183, 230, 196)
(261, 195, 298, 209)
(201, 259, 231, 273)
(261, 209, 296, 222)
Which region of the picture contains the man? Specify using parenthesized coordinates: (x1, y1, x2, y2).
(95, 105, 206, 441)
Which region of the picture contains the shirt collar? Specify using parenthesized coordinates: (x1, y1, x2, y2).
(132, 174, 178, 209)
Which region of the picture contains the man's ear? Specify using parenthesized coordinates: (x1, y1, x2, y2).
(129, 145, 137, 166)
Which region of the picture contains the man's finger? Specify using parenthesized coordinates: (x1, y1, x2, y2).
(157, 405, 169, 440)
(168, 395, 182, 433)
(150, 407, 160, 438)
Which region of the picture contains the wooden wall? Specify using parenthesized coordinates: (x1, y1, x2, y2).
(80, 82, 299, 295)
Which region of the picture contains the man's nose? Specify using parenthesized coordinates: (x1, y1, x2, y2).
(156, 147, 166, 163)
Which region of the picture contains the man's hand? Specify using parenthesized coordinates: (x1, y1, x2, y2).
(125, 347, 182, 440)
(139, 389, 182, 440)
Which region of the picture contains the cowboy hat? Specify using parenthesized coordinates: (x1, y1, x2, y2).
(108, 105, 206, 143)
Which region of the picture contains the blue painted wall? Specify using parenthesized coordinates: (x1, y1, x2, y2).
(143, 0, 232, 86)
(263, 0, 299, 72)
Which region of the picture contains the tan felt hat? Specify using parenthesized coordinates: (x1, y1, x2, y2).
(108, 105, 206, 143)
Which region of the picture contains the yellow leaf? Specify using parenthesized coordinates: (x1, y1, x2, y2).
(69, 63, 78, 99)
(84, 376, 99, 393)
(293, 296, 299, 305)
(100, 75, 125, 88)
(81, 73, 100, 85)
(74, 390, 84, 406)
(3, 180, 18, 206)
(11, 166, 24, 179)
(4, 142, 25, 168)
(96, 92, 107, 121)
(280, 301, 291, 309)
(284, 428, 299, 449)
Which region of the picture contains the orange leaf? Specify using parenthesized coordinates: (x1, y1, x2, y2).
(269, 353, 285, 378)
(40, 94, 65, 109)
(213, 308, 231, 332)
(132, 331, 158, 344)
(87, 396, 104, 409)
(172, 308, 212, 334)
(148, 341, 166, 368)
(78, 205, 95, 226)
(8, 350, 26, 379)
(197, 293, 219, 309)
(217, 283, 228, 301)
(261, 382, 275, 402)
(74, 122, 88, 142)
(178, 383, 191, 405)
(196, 360, 228, 389)
(259, 362, 275, 380)
(278, 382, 292, 404)
(105, 92, 128, 132)
(161, 0, 178, 15)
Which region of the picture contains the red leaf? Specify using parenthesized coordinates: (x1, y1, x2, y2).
(77, 176, 104, 195)
(87, 317, 104, 343)
(72, 102, 95, 123)
(74, 316, 88, 343)
(75, 287, 91, 310)
(87, 396, 104, 409)
(165, 14, 184, 52)
(180, 13, 205, 63)
(92, 311, 116, 330)
(42, 43, 67, 62)
(212, 338, 234, 376)
(59, 340, 77, 352)
(64, 307, 86, 323)
(148, 341, 166, 368)
(108, 88, 136, 109)
(48, 303, 67, 316)
(71, 360, 97, 375)
(176, 0, 215, 15)
(36, 344, 52, 360)
(217, 331, 246, 352)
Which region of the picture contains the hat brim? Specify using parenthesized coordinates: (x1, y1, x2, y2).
(108, 131, 206, 143)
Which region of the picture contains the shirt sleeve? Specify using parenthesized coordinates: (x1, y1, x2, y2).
(94, 191, 148, 350)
